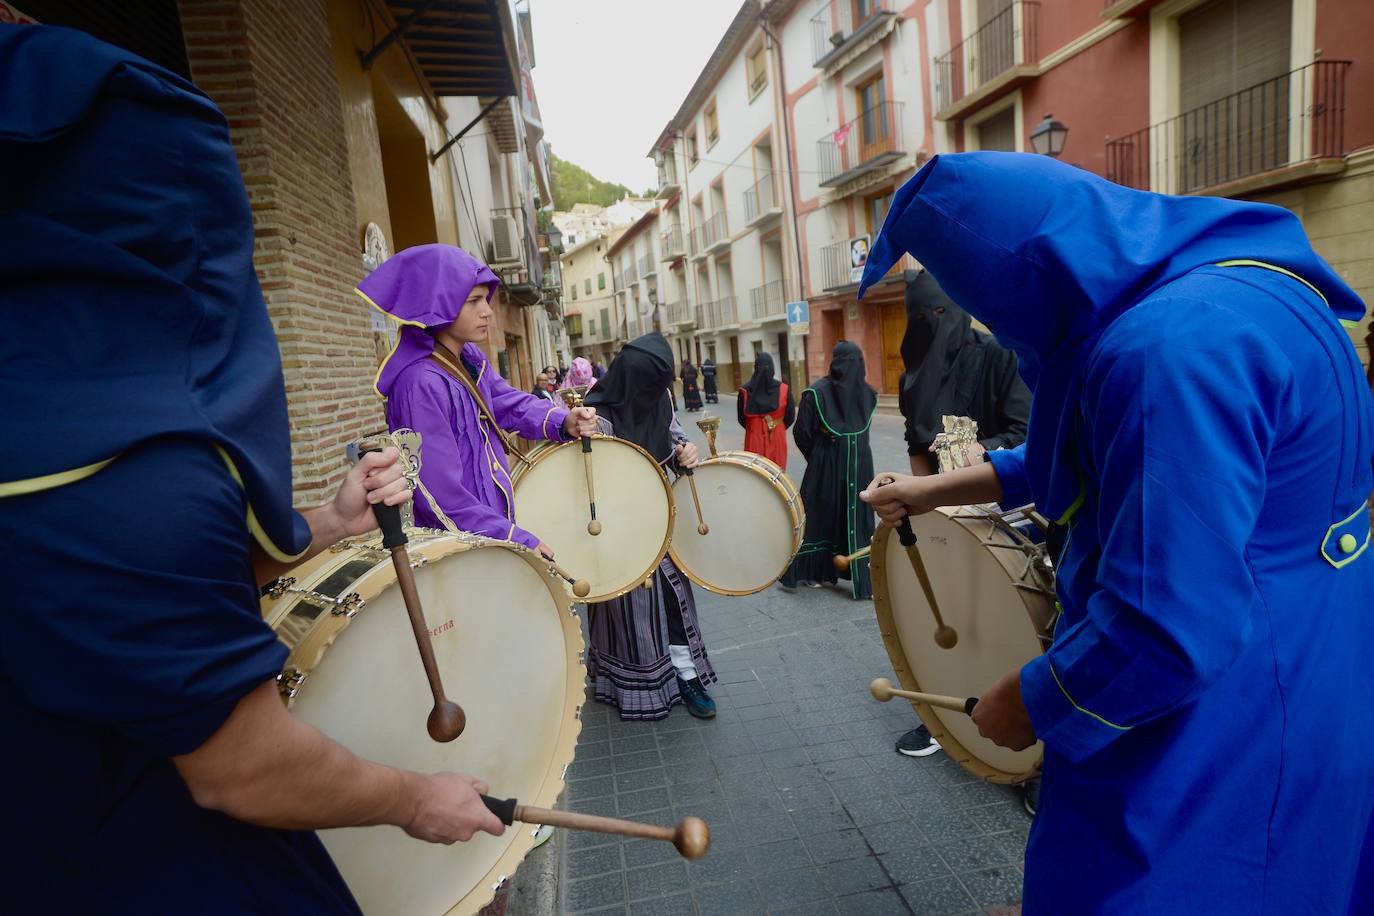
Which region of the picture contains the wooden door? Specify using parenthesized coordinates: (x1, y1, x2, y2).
(776, 332, 792, 386)
(729, 335, 741, 391)
(856, 74, 889, 163)
(878, 300, 905, 394)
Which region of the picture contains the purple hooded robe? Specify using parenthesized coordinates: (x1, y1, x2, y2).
(358, 245, 570, 548)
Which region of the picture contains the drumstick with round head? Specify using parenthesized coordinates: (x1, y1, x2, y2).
(481, 796, 710, 860)
(682, 466, 709, 536)
(834, 545, 871, 572)
(362, 451, 465, 742)
(546, 557, 591, 598)
(870, 677, 978, 716)
(582, 437, 602, 536)
(879, 477, 958, 649)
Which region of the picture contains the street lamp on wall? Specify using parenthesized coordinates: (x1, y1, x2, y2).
(1029, 113, 1068, 157)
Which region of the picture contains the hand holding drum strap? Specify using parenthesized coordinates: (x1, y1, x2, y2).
(480, 795, 710, 860)
(359, 446, 466, 742)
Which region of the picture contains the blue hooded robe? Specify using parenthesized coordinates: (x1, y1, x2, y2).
(861, 152, 1374, 913)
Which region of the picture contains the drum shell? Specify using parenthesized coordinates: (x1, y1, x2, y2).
(260, 530, 583, 916)
(512, 435, 674, 602)
(871, 506, 1056, 784)
(669, 451, 803, 596)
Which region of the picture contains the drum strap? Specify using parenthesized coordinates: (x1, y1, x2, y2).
(430, 345, 533, 469)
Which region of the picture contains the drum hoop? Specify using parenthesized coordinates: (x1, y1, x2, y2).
(511, 434, 676, 602)
(870, 518, 1046, 785)
(266, 533, 585, 916)
(668, 451, 805, 597)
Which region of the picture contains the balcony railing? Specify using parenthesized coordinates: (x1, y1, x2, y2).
(818, 100, 904, 188)
(743, 173, 781, 225)
(819, 239, 916, 291)
(810, 0, 894, 68)
(691, 212, 729, 256)
(749, 279, 793, 321)
(1106, 61, 1351, 196)
(699, 295, 739, 330)
(661, 223, 686, 260)
(934, 2, 1039, 115)
(666, 301, 693, 327)
(656, 153, 680, 196)
(622, 263, 638, 288)
(639, 253, 657, 279)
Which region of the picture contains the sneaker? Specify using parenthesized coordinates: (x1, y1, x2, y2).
(803, 579, 823, 589)
(677, 677, 716, 719)
(1021, 778, 1040, 817)
(895, 725, 942, 758)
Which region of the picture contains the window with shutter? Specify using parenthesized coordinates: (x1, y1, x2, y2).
(1177, 0, 1292, 190)
(974, 106, 1017, 152)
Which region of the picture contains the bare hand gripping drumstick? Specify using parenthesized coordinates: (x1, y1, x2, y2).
(870, 677, 978, 716)
(362, 448, 466, 743)
(481, 796, 710, 860)
(879, 476, 958, 649)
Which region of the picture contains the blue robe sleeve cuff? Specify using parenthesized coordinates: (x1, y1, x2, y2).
(1021, 653, 1132, 763)
(986, 444, 1032, 507)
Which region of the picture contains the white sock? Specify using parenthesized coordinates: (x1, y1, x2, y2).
(669, 644, 698, 681)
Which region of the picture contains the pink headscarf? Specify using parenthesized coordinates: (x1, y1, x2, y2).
(566, 356, 596, 390)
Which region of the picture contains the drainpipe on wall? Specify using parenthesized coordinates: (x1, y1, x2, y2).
(760, 15, 808, 382)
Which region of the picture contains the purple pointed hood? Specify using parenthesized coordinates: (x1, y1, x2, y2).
(357, 244, 499, 397)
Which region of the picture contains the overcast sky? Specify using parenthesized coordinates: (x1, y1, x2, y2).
(531, 0, 746, 193)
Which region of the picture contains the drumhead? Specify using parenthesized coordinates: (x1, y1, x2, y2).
(262, 533, 582, 916)
(871, 507, 1054, 783)
(669, 453, 802, 595)
(513, 436, 673, 601)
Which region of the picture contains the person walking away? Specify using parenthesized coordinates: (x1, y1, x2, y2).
(736, 352, 794, 471)
(701, 357, 718, 404)
(780, 342, 877, 598)
(582, 334, 717, 720)
(680, 358, 703, 412)
(894, 268, 1032, 770)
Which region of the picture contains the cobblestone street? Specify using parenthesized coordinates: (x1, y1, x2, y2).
(532, 396, 1030, 915)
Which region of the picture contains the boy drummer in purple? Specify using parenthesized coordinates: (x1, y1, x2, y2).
(358, 244, 598, 556)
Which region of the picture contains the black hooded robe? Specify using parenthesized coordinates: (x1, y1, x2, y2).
(900, 270, 1030, 467)
(781, 342, 877, 599)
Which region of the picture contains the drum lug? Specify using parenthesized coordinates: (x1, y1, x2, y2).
(330, 593, 365, 617)
(277, 666, 306, 700)
(265, 576, 296, 599)
(574, 705, 582, 720)
(578, 650, 587, 666)
(409, 554, 430, 570)
(492, 876, 509, 893)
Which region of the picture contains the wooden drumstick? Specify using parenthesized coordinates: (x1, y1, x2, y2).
(834, 545, 870, 572)
(582, 436, 602, 536)
(481, 796, 710, 860)
(546, 557, 591, 598)
(682, 466, 709, 536)
(878, 476, 957, 649)
(870, 677, 978, 716)
(365, 475, 466, 743)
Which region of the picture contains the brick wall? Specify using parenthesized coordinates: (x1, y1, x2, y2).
(179, 0, 381, 507)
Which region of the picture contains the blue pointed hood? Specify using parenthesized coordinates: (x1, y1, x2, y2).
(859, 152, 1366, 518)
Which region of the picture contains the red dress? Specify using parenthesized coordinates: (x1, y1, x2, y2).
(740, 383, 790, 471)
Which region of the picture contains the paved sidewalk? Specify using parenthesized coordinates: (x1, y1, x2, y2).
(539, 401, 1031, 915)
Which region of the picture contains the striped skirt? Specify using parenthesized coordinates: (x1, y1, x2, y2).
(585, 556, 716, 720)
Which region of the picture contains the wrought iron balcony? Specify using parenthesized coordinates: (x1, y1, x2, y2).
(810, 0, 896, 70)
(818, 100, 904, 188)
(655, 152, 680, 198)
(819, 239, 916, 291)
(934, 1, 1039, 119)
(743, 173, 782, 227)
(691, 212, 730, 258)
(621, 263, 638, 288)
(699, 295, 739, 330)
(661, 223, 687, 260)
(749, 279, 793, 321)
(639, 253, 657, 280)
(666, 301, 693, 327)
(1105, 61, 1351, 197)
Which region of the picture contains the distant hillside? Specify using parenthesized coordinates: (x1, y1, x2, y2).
(551, 152, 642, 210)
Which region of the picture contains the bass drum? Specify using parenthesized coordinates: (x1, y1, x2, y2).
(871, 505, 1056, 784)
(260, 530, 583, 916)
(669, 451, 803, 595)
(512, 435, 674, 601)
